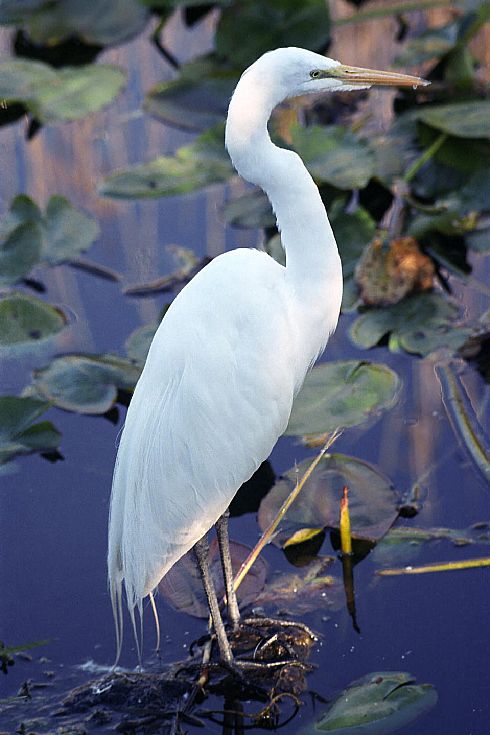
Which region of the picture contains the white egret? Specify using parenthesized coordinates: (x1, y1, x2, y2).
(108, 47, 428, 664)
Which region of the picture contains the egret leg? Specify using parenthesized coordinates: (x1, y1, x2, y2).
(194, 534, 234, 665)
(215, 510, 241, 630)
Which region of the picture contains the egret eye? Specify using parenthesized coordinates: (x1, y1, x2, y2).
(310, 69, 322, 79)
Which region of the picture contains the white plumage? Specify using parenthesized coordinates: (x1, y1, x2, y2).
(108, 47, 427, 659)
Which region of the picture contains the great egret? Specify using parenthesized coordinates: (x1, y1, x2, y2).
(108, 47, 427, 664)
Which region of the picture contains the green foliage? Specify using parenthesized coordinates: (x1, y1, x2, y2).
(0, 397, 60, 466)
(216, 0, 330, 68)
(258, 453, 398, 547)
(223, 190, 276, 229)
(27, 354, 142, 414)
(0, 195, 99, 285)
(0, 0, 149, 46)
(0, 59, 126, 124)
(0, 292, 68, 347)
(145, 56, 239, 132)
(350, 292, 473, 356)
(287, 360, 400, 437)
(308, 672, 437, 733)
(291, 125, 375, 190)
(98, 126, 233, 198)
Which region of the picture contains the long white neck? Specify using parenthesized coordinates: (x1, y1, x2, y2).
(225, 73, 343, 302)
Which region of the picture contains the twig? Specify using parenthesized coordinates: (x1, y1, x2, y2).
(233, 429, 342, 592)
(377, 557, 490, 576)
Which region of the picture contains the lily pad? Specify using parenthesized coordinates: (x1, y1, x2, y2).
(0, 222, 42, 286)
(330, 201, 376, 278)
(125, 321, 159, 364)
(98, 126, 232, 199)
(145, 57, 238, 132)
(0, 0, 149, 46)
(0, 60, 126, 124)
(216, 0, 330, 68)
(223, 189, 276, 229)
(255, 557, 343, 616)
(350, 292, 472, 357)
(0, 396, 61, 466)
(159, 539, 267, 618)
(258, 453, 398, 548)
(416, 101, 490, 140)
(286, 361, 400, 437)
(28, 354, 141, 414)
(0, 195, 99, 284)
(291, 125, 375, 190)
(307, 671, 437, 733)
(0, 293, 67, 347)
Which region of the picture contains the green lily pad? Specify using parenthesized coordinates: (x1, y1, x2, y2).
(125, 322, 159, 364)
(416, 101, 490, 140)
(330, 202, 376, 278)
(28, 354, 141, 414)
(350, 292, 472, 357)
(0, 222, 42, 286)
(258, 453, 398, 547)
(0, 0, 149, 46)
(0, 60, 126, 124)
(41, 196, 100, 264)
(159, 539, 267, 618)
(291, 125, 375, 190)
(0, 195, 99, 284)
(286, 361, 400, 437)
(145, 57, 238, 132)
(0, 396, 61, 466)
(216, 0, 330, 68)
(0, 293, 68, 347)
(98, 126, 232, 199)
(223, 189, 276, 229)
(307, 671, 437, 733)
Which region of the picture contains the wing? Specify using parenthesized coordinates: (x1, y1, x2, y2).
(108, 249, 299, 617)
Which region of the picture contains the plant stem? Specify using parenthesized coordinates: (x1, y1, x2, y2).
(340, 486, 353, 556)
(404, 133, 448, 184)
(377, 557, 490, 576)
(233, 429, 342, 592)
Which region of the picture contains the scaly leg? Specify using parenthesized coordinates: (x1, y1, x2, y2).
(194, 533, 234, 664)
(216, 509, 241, 630)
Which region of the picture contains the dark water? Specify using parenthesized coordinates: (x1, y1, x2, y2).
(1, 19, 489, 735)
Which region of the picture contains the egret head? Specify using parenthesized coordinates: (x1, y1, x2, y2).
(244, 47, 428, 101)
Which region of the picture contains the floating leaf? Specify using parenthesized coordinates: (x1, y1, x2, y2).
(0, 195, 99, 284)
(0, 0, 149, 46)
(41, 196, 100, 264)
(350, 292, 472, 357)
(145, 57, 238, 132)
(99, 126, 232, 199)
(330, 202, 376, 278)
(28, 354, 141, 414)
(125, 322, 159, 364)
(0, 60, 126, 124)
(159, 539, 267, 618)
(0, 292, 67, 347)
(258, 453, 398, 548)
(416, 101, 490, 140)
(286, 361, 400, 437)
(0, 396, 60, 466)
(223, 189, 276, 229)
(0, 222, 42, 286)
(291, 125, 375, 190)
(308, 672, 437, 733)
(255, 557, 342, 616)
(372, 524, 489, 566)
(216, 0, 330, 68)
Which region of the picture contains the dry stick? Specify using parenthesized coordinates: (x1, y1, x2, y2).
(377, 557, 490, 576)
(233, 428, 342, 593)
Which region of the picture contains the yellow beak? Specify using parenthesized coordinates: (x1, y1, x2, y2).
(328, 64, 429, 88)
